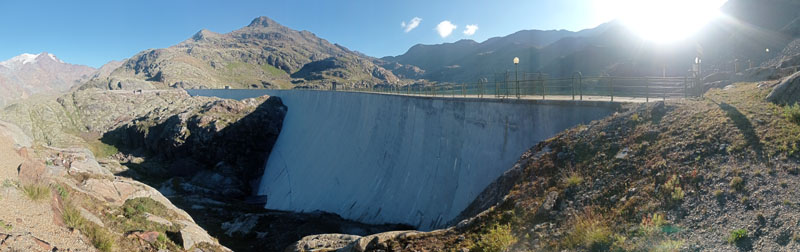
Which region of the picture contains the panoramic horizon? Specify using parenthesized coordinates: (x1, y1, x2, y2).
(1, 0, 799, 251)
(0, 0, 726, 68)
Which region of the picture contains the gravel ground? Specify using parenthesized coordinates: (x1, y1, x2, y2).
(0, 129, 94, 251)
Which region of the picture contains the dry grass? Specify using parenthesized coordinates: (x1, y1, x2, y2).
(472, 223, 517, 252)
(564, 210, 613, 251)
(21, 183, 50, 202)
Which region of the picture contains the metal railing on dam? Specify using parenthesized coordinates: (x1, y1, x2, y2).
(309, 73, 700, 103)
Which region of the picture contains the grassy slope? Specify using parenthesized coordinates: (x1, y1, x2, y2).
(391, 81, 800, 251)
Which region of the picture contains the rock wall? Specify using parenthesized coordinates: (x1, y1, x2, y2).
(188, 90, 618, 230)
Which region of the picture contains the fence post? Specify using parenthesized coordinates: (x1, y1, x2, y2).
(495, 76, 500, 98)
(540, 74, 546, 100)
(516, 72, 521, 99)
(505, 71, 510, 98)
(610, 77, 614, 102)
(683, 76, 687, 98)
(645, 77, 650, 102)
(573, 72, 583, 101)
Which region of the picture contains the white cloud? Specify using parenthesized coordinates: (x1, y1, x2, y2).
(463, 24, 478, 36)
(436, 20, 457, 38)
(401, 17, 422, 33)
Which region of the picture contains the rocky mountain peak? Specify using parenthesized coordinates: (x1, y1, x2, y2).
(248, 16, 280, 28)
(191, 29, 221, 41)
(0, 52, 65, 69)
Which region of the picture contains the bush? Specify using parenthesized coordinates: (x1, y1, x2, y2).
(564, 173, 584, 188)
(784, 103, 800, 125)
(474, 223, 517, 252)
(62, 205, 85, 229)
(86, 225, 115, 252)
(653, 239, 685, 252)
(62, 203, 114, 252)
(663, 175, 684, 203)
(730, 177, 744, 191)
(640, 213, 666, 235)
(566, 210, 613, 251)
(54, 184, 69, 200)
(22, 184, 50, 201)
(728, 229, 747, 244)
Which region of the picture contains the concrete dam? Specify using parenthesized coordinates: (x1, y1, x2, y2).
(188, 89, 619, 230)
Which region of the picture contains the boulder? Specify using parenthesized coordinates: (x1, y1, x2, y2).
(78, 178, 193, 220)
(176, 220, 217, 250)
(766, 70, 800, 105)
(284, 233, 361, 252)
(79, 207, 105, 228)
(145, 213, 173, 226)
(221, 214, 259, 237)
(17, 159, 46, 185)
(339, 231, 421, 252)
(126, 231, 161, 243)
(70, 155, 113, 177)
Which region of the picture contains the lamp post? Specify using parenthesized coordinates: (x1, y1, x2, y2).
(513, 57, 519, 98)
(694, 57, 701, 77)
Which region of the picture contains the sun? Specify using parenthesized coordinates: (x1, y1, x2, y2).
(602, 0, 727, 43)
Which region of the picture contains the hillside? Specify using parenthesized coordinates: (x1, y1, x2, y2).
(381, 0, 800, 83)
(81, 17, 399, 90)
(303, 78, 799, 251)
(0, 52, 96, 106)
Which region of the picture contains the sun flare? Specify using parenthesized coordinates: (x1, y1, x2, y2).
(604, 0, 727, 43)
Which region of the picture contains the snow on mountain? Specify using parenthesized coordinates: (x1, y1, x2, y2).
(0, 52, 64, 69)
(0, 52, 96, 106)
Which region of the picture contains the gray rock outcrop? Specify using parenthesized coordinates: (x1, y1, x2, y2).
(767, 70, 800, 105)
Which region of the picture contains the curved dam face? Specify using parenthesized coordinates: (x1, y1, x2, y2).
(188, 89, 617, 230)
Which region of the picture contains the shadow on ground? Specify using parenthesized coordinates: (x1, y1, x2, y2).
(100, 96, 411, 251)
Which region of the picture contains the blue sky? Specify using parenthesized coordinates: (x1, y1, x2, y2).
(0, 0, 619, 68)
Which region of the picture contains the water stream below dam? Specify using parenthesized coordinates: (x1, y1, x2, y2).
(187, 89, 619, 230)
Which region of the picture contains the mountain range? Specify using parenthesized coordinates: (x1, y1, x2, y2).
(0, 52, 96, 106)
(3, 0, 799, 99)
(381, 0, 800, 83)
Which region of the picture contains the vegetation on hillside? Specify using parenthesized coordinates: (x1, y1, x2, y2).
(390, 81, 800, 251)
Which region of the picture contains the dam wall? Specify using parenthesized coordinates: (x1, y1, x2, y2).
(188, 89, 618, 230)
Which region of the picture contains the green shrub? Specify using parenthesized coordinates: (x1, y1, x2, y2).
(474, 223, 517, 252)
(156, 233, 168, 249)
(663, 175, 685, 203)
(54, 184, 69, 200)
(564, 173, 584, 188)
(730, 177, 744, 191)
(640, 213, 667, 235)
(62, 205, 85, 229)
(87, 225, 115, 252)
(22, 184, 51, 201)
(784, 103, 800, 124)
(652, 239, 685, 252)
(728, 229, 747, 244)
(566, 211, 613, 251)
(62, 203, 114, 252)
(0, 220, 12, 232)
(1, 179, 16, 188)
